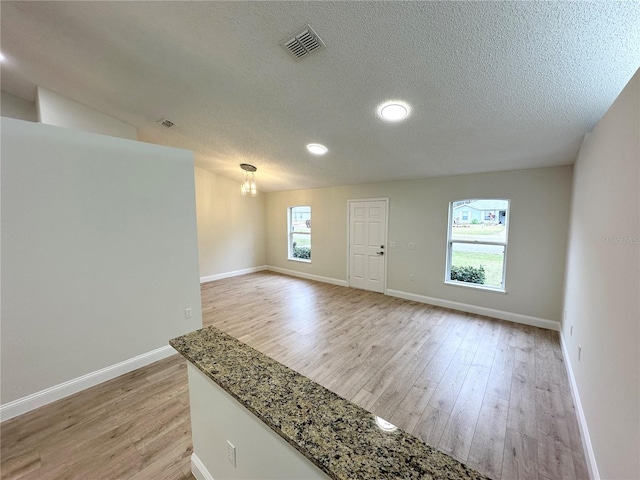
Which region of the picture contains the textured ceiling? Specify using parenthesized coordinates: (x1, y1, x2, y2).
(2, 1, 639, 192)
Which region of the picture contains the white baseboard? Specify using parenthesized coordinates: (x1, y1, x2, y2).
(200, 265, 268, 284)
(560, 332, 599, 479)
(386, 289, 560, 331)
(267, 266, 348, 287)
(191, 453, 215, 480)
(0, 345, 176, 422)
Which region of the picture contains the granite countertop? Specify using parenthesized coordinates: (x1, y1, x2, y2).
(170, 326, 488, 480)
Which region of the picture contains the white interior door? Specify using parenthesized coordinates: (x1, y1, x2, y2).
(348, 200, 387, 293)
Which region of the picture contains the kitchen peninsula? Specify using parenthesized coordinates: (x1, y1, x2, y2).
(170, 327, 488, 480)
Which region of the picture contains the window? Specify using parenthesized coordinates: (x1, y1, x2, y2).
(288, 206, 311, 261)
(446, 199, 509, 290)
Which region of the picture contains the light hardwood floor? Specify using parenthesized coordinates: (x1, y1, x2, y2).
(1, 271, 588, 479)
(201, 272, 588, 480)
(0, 355, 194, 480)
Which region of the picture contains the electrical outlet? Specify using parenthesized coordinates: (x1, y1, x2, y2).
(578, 346, 582, 362)
(390, 241, 397, 248)
(408, 242, 416, 250)
(227, 440, 236, 467)
(409, 274, 415, 281)
(185, 308, 192, 319)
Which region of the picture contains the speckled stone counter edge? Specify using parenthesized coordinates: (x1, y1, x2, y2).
(170, 326, 489, 480)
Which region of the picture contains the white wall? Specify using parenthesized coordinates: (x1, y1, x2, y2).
(1, 118, 202, 405)
(37, 86, 137, 140)
(563, 70, 639, 479)
(1, 91, 37, 122)
(195, 166, 266, 281)
(266, 166, 573, 325)
(188, 364, 330, 480)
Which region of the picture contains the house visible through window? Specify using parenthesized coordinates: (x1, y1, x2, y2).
(288, 206, 311, 261)
(446, 199, 509, 290)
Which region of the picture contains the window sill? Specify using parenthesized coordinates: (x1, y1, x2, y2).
(288, 258, 311, 264)
(444, 280, 506, 294)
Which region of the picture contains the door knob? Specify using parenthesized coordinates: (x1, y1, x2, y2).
(377, 251, 384, 256)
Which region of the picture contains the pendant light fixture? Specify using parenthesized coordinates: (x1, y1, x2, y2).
(240, 163, 257, 197)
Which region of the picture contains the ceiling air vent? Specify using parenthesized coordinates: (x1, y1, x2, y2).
(280, 25, 326, 61)
(157, 118, 175, 128)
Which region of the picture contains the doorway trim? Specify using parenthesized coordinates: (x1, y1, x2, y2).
(346, 197, 389, 293)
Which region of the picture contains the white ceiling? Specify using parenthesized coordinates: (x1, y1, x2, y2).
(2, 1, 639, 192)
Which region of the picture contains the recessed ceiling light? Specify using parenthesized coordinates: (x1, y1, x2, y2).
(378, 101, 410, 122)
(307, 143, 328, 155)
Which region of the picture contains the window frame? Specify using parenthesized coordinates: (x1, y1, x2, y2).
(445, 199, 510, 292)
(287, 205, 311, 263)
